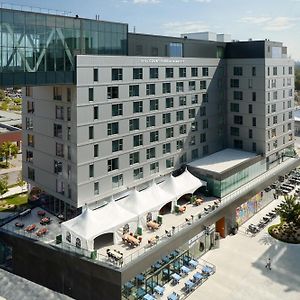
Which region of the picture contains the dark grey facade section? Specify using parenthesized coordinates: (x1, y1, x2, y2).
(225, 41, 266, 58)
(128, 33, 226, 58)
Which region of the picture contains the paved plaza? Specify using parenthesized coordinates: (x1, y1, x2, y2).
(187, 199, 300, 300)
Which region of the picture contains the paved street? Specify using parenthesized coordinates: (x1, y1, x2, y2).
(187, 199, 300, 300)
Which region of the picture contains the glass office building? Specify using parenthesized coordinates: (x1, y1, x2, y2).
(0, 8, 128, 86)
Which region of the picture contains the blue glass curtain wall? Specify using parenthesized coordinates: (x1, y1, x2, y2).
(0, 9, 128, 86)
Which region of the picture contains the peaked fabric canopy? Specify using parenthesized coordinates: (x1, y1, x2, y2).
(160, 169, 206, 198)
(61, 202, 137, 250)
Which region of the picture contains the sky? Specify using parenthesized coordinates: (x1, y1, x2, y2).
(7, 0, 300, 60)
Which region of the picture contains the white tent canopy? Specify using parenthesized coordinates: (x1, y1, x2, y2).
(61, 202, 137, 250)
(160, 168, 206, 199)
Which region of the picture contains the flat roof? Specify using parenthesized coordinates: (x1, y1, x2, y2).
(188, 148, 258, 174)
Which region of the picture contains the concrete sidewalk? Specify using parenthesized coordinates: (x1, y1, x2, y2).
(0, 186, 27, 199)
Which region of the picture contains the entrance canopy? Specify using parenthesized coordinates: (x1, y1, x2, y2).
(160, 168, 206, 198)
(61, 202, 137, 250)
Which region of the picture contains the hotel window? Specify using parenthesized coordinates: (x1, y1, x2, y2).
(289, 111, 293, 119)
(252, 66, 256, 76)
(233, 67, 243, 76)
(252, 92, 256, 101)
(165, 97, 174, 108)
(179, 67, 186, 78)
(288, 123, 292, 131)
(27, 101, 34, 113)
(288, 66, 293, 74)
(67, 107, 71, 121)
(88, 88, 94, 102)
(107, 122, 119, 135)
(107, 86, 119, 99)
(150, 162, 159, 174)
(202, 119, 208, 129)
(165, 68, 174, 78)
(26, 117, 33, 130)
(271, 128, 277, 138)
(189, 81, 196, 91)
(54, 124, 62, 138)
(190, 136, 196, 145)
(133, 101, 143, 113)
(162, 83, 171, 94)
(192, 121, 198, 131)
(234, 139, 243, 149)
(288, 100, 292, 108)
(176, 111, 184, 121)
(93, 68, 98, 82)
(169, 42, 183, 57)
(203, 145, 209, 156)
(133, 167, 143, 180)
(112, 139, 123, 152)
(248, 104, 253, 114)
(273, 116, 278, 124)
(133, 68, 143, 80)
(56, 143, 64, 157)
(203, 93, 209, 103)
(179, 96, 186, 106)
(200, 80, 207, 90)
(163, 113, 171, 124)
(230, 127, 239, 137)
(230, 79, 239, 88)
(177, 140, 184, 150)
(28, 167, 35, 181)
(191, 149, 199, 160)
(55, 106, 64, 120)
(150, 131, 159, 142)
(273, 91, 278, 100)
(93, 106, 99, 120)
(180, 153, 187, 164)
(112, 68, 123, 81)
(89, 164, 94, 178)
(130, 152, 140, 165)
(89, 126, 94, 139)
(166, 157, 174, 168)
(94, 182, 99, 195)
(146, 84, 156, 96)
(273, 67, 277, 76)
(252, 117, 256, 127)
(112, 174, 123, 189)
(191, 95, 198, 104)
(94, 144, 99, 157)
(146, 115, 156, 127)
(176, 82, 184, 92)
(200, 133, 206, 143)
(200, 107, 206, 116)
(191, 67, 198, 77)
(202, 67, 209, 77)
(67, 88, 71, 102)
(112, 104, 123, 116)
(163, 143, 171, 154)
(108, 158, 119, 172)
(129, 85, 140, 97)
(129, 118, 140, 131)
(53, 87, 62, 100)
(179, 124, 187, 134)
(271, 104, 276, 113)
(26, 150, 33, 163)
(189, 109, 195, 119)
(146, 147, 156, 159)
(166, 127, 174, 138)
(150, 68, 159, 79)
(54, 161, 63, 175)
(234, 115, 243, 125)
(230, 103, 239, 112)
(249, 129, 253, 139)
(233, 91, 243, 100)
(150, 99, 159, 111)
(133, 134, 143, 147)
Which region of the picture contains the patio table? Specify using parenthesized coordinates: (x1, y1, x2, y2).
(189, 259, 198, 268)
(167, 292, 179, 300)
(136, 274, 145, 282)
(154, 285, 165, 295)
(202, 265, 213, 275)
(124, 281, 134, 290)
(171, 273, 181, 284)
(170, 250, 179, 258)
(162, 256, 170, 263)
(136, 287, 146, 298)
(185, 279, 195, 292)
(153, 262, 161, 270)
(193, 272, 203, 282)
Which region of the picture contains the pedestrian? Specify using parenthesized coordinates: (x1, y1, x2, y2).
(265, 258, 271, 270)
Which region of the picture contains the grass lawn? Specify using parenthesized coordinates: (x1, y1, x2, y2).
(0, 193, 28, 211)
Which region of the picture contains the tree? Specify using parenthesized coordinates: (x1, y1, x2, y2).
(0, 142, 19, 167)
(278, 195, 300, 225)
(17, 171, 26, 191)
(0, 175, 8, 196)
(0, 89, 5, 101)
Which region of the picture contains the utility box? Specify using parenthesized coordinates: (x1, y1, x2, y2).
(157, 215, 163, 225)
(137, 226, 143, 235)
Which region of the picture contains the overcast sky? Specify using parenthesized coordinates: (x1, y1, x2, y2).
(9, 0, 300, 60)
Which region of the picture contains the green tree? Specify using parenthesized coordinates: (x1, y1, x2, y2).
(278, 195, 300, 225)
(17, 171, 26, 191)
(0, 175, 8, 196)
(0, 89, 5, 101)
(0, 142, 19, 167)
